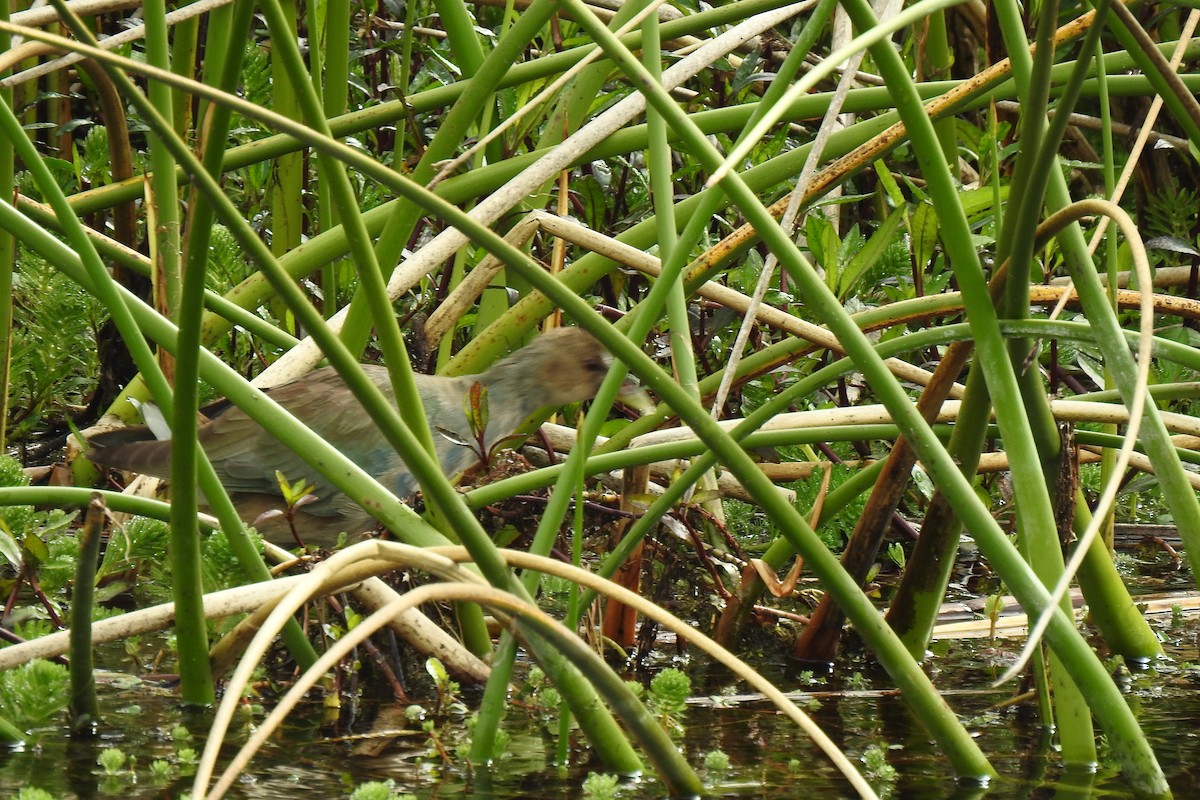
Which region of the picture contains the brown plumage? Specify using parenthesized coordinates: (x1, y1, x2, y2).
(89, 328, 615, 547)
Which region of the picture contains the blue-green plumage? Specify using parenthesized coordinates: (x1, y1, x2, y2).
(88, 328, 616, 546)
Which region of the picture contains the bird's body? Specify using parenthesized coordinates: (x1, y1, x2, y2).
(89, 328, 614, 546)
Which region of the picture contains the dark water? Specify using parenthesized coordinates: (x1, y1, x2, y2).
(1, 628, 1198, 799)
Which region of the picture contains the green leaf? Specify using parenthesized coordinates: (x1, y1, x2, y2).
(873, 160, 905, 207)
(805, 213, 839, 290)
(425, 657, 450, 689)
(465, 381, 488, 437)
(22, 534, 49, 565)
(836, 206, 906, 300)
(274, 471, 314, 505)
(959, 183, 1010, 221)
(0, 527, 22, 570)
(909, 201, 939, 277)
(730, 50, 762, 93)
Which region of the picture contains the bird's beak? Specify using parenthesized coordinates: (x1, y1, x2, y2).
(617, 377, 655, 416)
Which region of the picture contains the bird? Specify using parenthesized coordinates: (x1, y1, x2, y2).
(88, 327, 621, 547)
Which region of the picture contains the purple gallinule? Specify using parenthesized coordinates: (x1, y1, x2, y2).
(89, 328, 618, 546)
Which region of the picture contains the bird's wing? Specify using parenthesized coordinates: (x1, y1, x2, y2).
(87, 426, 173, 477)
(203, 367, 407, 510)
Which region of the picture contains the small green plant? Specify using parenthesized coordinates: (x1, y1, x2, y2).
(537, 685, 561, 713)
(97, 746, 128, 775)
(122, 635, 142, 664)
(253, 471, 321, 548)
(16, 788, 55, 800)
(13, 618, 54, 642)
(0, 659, 71, 730)
(95, 516, 170, 593)
(460, 712, 510, 761)
(539, 573, 573, 600)
(438, 381, 526, 471)
(200, 525, 263, 592)
(845, 671, 869, 691)
(518, 665, 564, 719)
(420, 717, 450, 764)
(1105, 653, 1129, 678)
(727, 465, 869, 550)
(0, 714, 23, 745)
(407, 661, 469, 766)
(647, 667, 691, 738)
(9, 250, 103, 443)
(703, 749, 731, 772)
(425, 657, 465, 717)
(519, 665, 546, 694)
(1143, 185, 1200, 245)
(0, 470, 78, 626)
(861, 744, 897, 783)
(886, 541, 906, 572)
(349, 779, 416, 800)
(984, 591, 1006, 641)
(581, 771, 621, 800)
(0, 456, 34, 534)
(149, 759, 175, 781)
(648, 667, 691, 719)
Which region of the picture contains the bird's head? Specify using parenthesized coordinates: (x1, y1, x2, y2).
(519, 327, 653, 413)
(520, 327, 613, 407)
